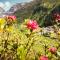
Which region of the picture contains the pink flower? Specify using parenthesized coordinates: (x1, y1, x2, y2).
(39, 55, 48, 60)
(53, 13, 60, 22)
(7, 15, 16, 21)
(48, 47, 57, 54)
(26, 20, 39, 30)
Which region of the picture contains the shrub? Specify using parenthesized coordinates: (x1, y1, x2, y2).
(0, 17, 60, 60)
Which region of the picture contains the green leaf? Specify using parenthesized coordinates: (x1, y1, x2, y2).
(57, 51, 60, 56)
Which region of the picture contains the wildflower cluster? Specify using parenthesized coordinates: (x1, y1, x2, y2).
(0, 15, 60, 60)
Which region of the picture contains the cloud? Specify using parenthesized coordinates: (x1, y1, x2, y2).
(0, 0, 33, 11)
(4, 1, 12, 11)
(0, 2, 4, 8)
(0, 1, 12, 11)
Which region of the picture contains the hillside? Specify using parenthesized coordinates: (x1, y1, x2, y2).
(9, 0, 60, 27)
(0, 7, 5, 12)
(0, 7, 5, 17)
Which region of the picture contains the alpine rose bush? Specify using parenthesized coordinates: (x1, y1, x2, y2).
(48, 47, 57, 54)
(53, 13, 60, 22)
(26, 20, 39, 30)
(6, 15, 16, 22)
(39, 55, 48, 60)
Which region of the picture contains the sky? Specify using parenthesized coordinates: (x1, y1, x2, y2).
(0, 0, 33, 11)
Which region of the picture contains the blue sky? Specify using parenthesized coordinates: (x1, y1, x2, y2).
(0, 0, 32, 11)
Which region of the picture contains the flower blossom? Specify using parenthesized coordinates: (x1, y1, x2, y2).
(26, 20, 39, 30)
(39, 55, 48, 60)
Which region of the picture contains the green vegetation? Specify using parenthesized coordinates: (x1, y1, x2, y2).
(0, 0, 60, 60)
(0, 16, 60, 60)
(14, 0, 60, 27)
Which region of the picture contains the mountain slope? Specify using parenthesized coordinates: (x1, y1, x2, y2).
(0, 7, 5, 13)
(9, 0, 60, 26)
(0, 7, 5, 17)
(13, 0, 41, 22)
